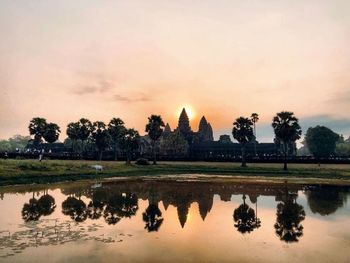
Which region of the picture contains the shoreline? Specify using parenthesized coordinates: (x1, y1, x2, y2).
(1, 159, 350, 186)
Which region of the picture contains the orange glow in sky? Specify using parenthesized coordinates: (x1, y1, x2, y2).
(0, 1, 349, 140)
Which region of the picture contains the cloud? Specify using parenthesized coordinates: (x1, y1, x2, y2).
(72, 80, 113, 95)
(113, 93, 152, 103)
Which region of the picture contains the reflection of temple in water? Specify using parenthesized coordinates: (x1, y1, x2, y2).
(56, 180, 309, 228)
(1, 181, 349, 231)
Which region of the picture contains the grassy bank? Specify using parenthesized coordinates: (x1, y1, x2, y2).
(0, 159, 350, 186)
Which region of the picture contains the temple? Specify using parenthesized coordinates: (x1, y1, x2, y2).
(140, 108, 277, 160)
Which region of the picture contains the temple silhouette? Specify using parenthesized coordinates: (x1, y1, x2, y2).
(140, 108, 277, 159)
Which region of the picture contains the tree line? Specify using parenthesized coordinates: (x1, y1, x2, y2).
(21, 111, 350, 170)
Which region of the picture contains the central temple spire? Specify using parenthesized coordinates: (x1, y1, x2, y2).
(178, 108, 191, 135)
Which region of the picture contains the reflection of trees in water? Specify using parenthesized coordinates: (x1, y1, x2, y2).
(274, 190, 305, 243)
(143, 203, 163, 232)
(87, 190, 107, 220)
(62, 197, 88, 222)
(0, 219, 115, 259)
(103, 193, 138, 225)
(38, 194, 56, 216)
(233, 194, 261, 234)
(306, 186, 348, 216)
(22, 191, 56, 222)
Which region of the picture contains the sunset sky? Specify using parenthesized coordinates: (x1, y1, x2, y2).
(1, 0, 349, 142)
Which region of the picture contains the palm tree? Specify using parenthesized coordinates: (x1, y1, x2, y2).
(233, 194, 260, 234)
(62, 196, 88, 222)
(108, 118, 126, 161)
(143, 203, 164, 232)
(78, 118, 93, 157)
(145, 115, 165, 165)
(232, 117, 254, 167)
(91, 121, 111, 160)
(274, 190, 305, 243)
(66, 122, 80, 154)
(22, 193, 41, 222)
(272, 111, 302, 170)
(28, 117, 48, 146)
(37, 191, 56, 216)
(251, 113, 259, 156)
(43, 122, 61, 152)
(119, 128, 140, 164)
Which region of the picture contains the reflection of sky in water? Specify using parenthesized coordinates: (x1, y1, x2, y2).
(0, 181, 349, 263)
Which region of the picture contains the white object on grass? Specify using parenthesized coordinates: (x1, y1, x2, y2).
(91, 165, 103, 171)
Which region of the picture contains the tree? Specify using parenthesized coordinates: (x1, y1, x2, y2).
(87, 189, 107, 220)
(335, 142, 350, 157)
(43, 122, 61, 147)
(143, 203, 164, 232)
(272, 111, 302, 170)
(274, 191, 305, 243)
(251, 113, 259, 156)
(91, 121, 111, 160)
(145, 115, 165, 164)
(78, 118, 93, 155)
(22, 193, 41, 222)
(37, 193, 56, 216)
(233, 194, 261, 234)
(103, 193, 138, 225)
(120, 128, 140, 164)
(108, 118, 126, 160)
(66, 122, 80, 153)
(0, 135, 31, 152)
(306, 186, 347, 216)
(62, 196, 88, 222)
(305, 126, 339, 159)
(28, 117, 48, 146)
(232, 117, 254, 167)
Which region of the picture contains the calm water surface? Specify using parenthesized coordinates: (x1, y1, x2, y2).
(0, 177, 349, 263)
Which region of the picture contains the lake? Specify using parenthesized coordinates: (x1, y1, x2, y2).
(0, 176, 349, 262)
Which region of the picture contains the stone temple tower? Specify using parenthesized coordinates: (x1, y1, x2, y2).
(198, 116, 214, 141)
(178, 108, 192, 136)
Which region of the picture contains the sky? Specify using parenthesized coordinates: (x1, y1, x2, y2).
(0, 0, 349, 142)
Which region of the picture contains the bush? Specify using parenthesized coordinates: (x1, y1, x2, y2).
(135, 158, 150, 165)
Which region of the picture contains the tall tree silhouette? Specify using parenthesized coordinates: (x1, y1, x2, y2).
(274, 190, 305, 243)
(108, 118, 126, 161)
(66, 122, 80, 154)
(28, 117, 47, 146)
(233, 194, 261, 234)
(272, 111, 302, 170)
(145, 115, 165, 164)
(91, 121, 111, 160)
(43, 123, 61, 151)
(305, 126, 339, 160)
(251, 113, 259, 156)
(119, 128, 140, 164)
(232, 117, 254, 167)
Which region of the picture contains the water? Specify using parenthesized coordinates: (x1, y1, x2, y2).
(0, 177, 349, 262)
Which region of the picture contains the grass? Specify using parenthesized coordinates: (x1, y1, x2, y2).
(0, 159, 350, 186)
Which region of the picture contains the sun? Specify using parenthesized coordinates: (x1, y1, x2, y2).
(177, 105, 196, 120)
